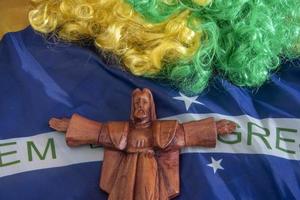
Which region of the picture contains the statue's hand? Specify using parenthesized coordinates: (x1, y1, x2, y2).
(216, 120, 236, 135)
(49, 118, 70, 132)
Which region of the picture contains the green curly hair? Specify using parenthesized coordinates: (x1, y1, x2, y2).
(128, 0, 300, 94)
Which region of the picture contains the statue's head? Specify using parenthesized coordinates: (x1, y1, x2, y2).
(130, 88, 157, 125)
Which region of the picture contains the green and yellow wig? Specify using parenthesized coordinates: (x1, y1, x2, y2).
(29, 0, 300, 94)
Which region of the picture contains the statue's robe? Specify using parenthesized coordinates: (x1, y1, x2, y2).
(65, 114, 217, 200)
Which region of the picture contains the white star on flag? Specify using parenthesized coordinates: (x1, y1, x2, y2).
(207, 157, 224, 174)
(173, 92, 204, 111)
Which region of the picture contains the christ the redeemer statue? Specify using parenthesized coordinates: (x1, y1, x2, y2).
(49, 88, 236, 200)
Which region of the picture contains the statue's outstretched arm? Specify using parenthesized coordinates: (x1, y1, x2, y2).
(169, 118, 236, 149)
(182, 118, 236, 148)
(49, 114, 114, 148)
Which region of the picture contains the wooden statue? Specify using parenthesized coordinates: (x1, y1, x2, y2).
(49, 88, 236, 200)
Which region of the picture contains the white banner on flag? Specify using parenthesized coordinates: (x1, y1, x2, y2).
(0, 113, 299, 178)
